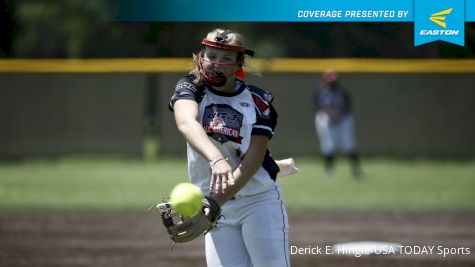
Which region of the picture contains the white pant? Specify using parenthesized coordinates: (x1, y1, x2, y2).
(205, 187, 290, 267)
(315, 112, 357, 155)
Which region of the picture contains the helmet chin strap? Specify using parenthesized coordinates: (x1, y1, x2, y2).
(198, 52, 237, 87)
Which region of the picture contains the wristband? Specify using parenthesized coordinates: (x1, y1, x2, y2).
(209, 157, 228, 169)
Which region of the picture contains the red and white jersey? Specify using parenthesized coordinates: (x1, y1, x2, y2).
(169, 74, 280, 197)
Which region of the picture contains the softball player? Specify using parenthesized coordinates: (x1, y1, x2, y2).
(169, 29, 290, 267)
(314, 70, 363, 180)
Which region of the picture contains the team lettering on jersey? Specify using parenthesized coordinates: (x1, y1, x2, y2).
(203, 104, 243, 144)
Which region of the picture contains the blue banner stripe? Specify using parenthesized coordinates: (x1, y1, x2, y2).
(116, 0, 474, 47)
(117, 0, 475, 22)
(467, 0, 475, 21)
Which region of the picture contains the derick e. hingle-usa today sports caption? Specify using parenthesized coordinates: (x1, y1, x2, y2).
(291, 245, 471, 258)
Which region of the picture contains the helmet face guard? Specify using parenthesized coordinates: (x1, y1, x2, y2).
(198, 31, 255, 86)
(198, 51, 234, 87)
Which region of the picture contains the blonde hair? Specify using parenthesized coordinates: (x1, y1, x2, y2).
(190, 28, 253, 85)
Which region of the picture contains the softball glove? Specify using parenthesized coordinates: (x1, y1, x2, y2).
(149, 196, 221, 243)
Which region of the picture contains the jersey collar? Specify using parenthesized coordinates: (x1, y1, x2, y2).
(207, 79, 246, 97)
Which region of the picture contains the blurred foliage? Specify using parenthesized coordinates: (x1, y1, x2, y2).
(0, 0, 13, 56)
(0, 0, 474, 58)
(10, 0, 121, 58)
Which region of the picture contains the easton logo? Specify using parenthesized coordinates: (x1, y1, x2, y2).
(419, 8, 459, 36)
(429, 8, 452, 28)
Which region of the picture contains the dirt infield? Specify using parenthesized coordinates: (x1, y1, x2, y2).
(1, 210, 474, 267)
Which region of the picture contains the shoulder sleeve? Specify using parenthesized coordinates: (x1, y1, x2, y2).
(168, 75, 204, 111)
(248, 85, 278, 139)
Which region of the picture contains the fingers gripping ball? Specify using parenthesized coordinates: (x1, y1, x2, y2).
(170, 183, 204, 217)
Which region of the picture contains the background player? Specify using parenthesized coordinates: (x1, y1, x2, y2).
(313, 69, 363, 180)
(169, 28, 290, 266)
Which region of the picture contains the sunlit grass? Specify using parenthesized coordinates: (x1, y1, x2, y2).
(0, 157, 474, 211)
(279, 158, 475, 210)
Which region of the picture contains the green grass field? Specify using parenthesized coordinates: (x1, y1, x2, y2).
(0, 157, 474, 211)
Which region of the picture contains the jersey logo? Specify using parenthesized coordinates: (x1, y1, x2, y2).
(177, 81, 195, 90)
(240, 102, 250, 108)
(203, 104, 243, 144)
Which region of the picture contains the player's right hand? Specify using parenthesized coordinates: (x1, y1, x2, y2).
(209, 157, 235, 194)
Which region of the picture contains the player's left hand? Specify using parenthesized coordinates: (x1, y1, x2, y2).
(150, 196, 221, 243)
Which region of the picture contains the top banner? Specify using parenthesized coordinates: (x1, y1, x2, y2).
(118, 0, 475, 46)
